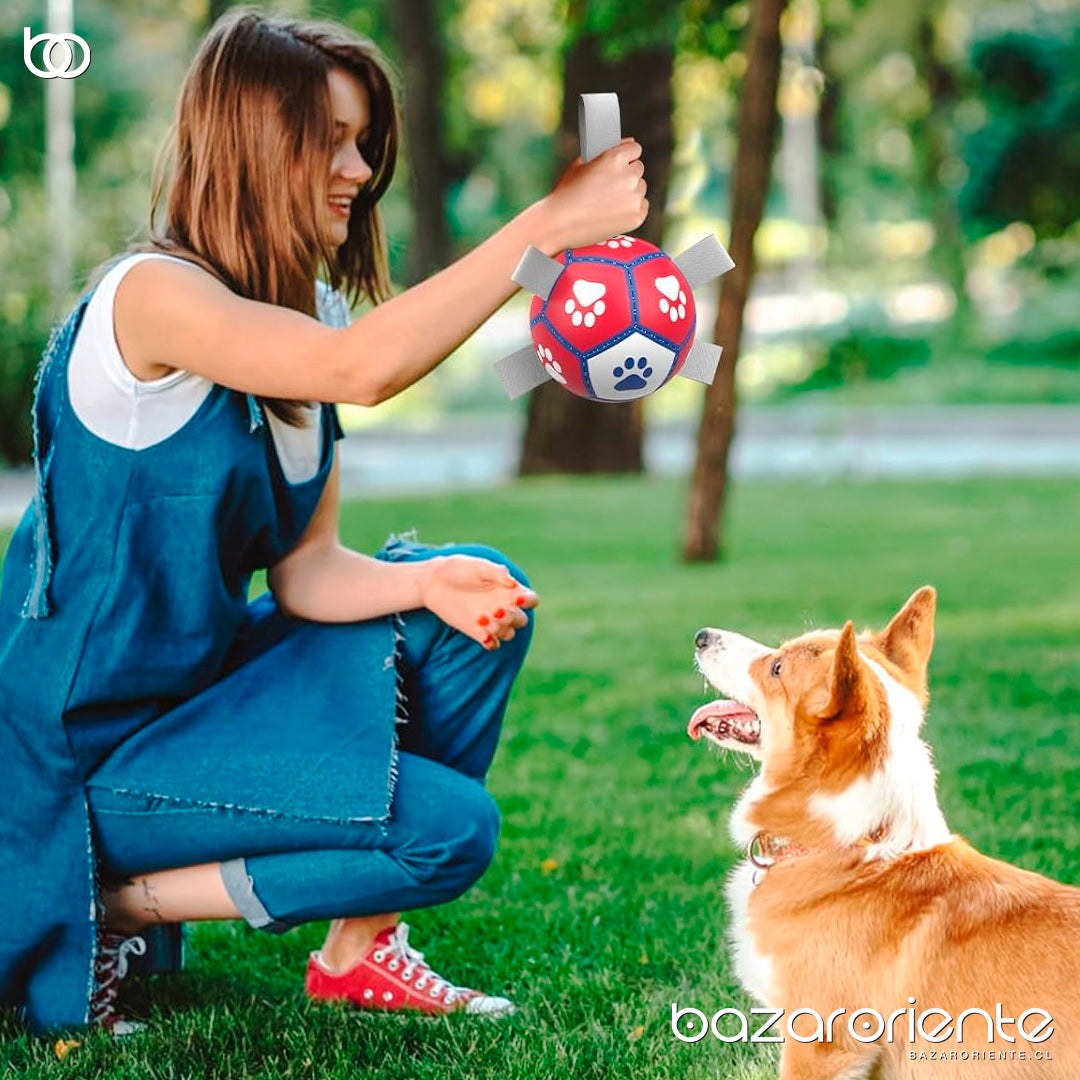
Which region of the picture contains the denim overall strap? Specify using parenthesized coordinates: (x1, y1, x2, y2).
(21, 293, 93, 619)
(20, 296, 267, 618)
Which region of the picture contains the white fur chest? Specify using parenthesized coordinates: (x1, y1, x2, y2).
(724, 773, 778, 1004)
(725, 860, 776, 1005)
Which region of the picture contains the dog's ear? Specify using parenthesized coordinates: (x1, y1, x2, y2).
(875, 586, 936, 684)
(822, 621, 871, 720)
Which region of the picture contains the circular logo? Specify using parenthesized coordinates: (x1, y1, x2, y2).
(23, 27, 91, 80)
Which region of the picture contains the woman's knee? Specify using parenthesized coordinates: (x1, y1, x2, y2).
(442, 785, 500, 896)
(386, 779, 500, 899)
(435, 780, 500, 879)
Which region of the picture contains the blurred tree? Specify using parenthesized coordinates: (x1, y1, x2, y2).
(518, 0, 711, 475)
(816, 20, 841, 226)
(0, 0, 149, 464)
(388, 0, 456, 284)
(683, 0, 787, 561)
(814, 0, 875, 229)
(438, 0, 562, 242)
(961, 11, 1080, 240)
(518, 15, 674, 474)
(778, 0, 825, 290)
(912, 2, 967, 319)
(0, 4, 140, 183)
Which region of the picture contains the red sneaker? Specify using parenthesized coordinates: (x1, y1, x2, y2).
(305, 922, 515, 1017)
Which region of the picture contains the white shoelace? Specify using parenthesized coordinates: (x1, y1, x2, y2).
(90, 933, 147, 1028)
(374, 923, 467, 1004)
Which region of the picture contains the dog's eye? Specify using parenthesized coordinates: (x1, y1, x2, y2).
(770, 657, 782, 678)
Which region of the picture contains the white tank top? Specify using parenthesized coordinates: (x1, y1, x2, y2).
(67, 253, 350, 483)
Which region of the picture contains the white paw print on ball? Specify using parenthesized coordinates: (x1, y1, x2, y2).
(605, 236, 634, 250)
(654, 275, 687, 322)
(563, 279, 607, 329)
(536, 343, 566, 384)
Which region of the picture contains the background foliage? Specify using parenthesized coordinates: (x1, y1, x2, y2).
(1, 0, 1078, 464)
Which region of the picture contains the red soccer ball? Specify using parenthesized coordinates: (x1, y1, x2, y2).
(527, 235, 697, 402)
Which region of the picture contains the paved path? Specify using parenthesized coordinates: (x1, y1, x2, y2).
(2, 404, 1079, 528)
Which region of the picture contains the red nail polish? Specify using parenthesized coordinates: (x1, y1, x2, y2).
(515, 595, 526, 606)
(483, 635, 494, 646)
(477, 615, 490, 627)
(494, 608, 505, 619)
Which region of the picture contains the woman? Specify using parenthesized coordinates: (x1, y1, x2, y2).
(0, 10, 647, 1034)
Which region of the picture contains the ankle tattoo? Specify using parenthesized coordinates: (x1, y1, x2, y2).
(140, 879, 165, 925)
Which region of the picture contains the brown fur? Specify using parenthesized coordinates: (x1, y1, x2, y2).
(751, 842, 1079, 1078)
(698, 588, 1080, 1078)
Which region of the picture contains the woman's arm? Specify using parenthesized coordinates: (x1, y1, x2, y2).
(115, 141, 648, 404)
(267, 453, 536, 647)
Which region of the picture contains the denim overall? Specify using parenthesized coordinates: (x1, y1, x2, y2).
(0, 286, 532, 1033)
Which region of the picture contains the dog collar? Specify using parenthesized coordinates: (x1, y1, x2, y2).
(747, 832, 816, 879)
(747, 826, 889, 886)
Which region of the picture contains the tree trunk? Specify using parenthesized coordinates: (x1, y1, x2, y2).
(913, 11, 967, 322)
(816, 26, 841, 227)
(518, 33, 674, 476)
(682, 0, 787, 562)
(388, 0, 454, 286)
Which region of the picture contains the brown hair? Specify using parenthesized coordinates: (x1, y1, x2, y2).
(144, 8, 399, 423)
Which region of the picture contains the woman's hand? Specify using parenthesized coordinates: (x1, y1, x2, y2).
(420, 555, 539, 650)
(543, 137, 649, 252)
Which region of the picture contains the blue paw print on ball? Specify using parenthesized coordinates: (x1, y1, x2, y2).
(612, 357, 653, 392)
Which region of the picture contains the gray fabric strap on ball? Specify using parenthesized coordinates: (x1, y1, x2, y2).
(679, 341, 723, 384)
(674, 235, 735, 288)
(579, 93, 621, 162)
(511, 245, 564, 301)
(494, 344, 549, 399)
(494, 93, 624, 398)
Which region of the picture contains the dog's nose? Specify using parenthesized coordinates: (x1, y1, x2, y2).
(695, 628, 716, 651)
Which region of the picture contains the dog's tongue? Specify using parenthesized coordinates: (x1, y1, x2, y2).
(688, 699, 758, 740)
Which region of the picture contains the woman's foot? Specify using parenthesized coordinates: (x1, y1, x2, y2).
(90, 932, 148, 1036)
(305, 922, 515, 1017)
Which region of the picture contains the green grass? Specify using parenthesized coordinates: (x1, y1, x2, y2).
(2, 475, 1079, 1079)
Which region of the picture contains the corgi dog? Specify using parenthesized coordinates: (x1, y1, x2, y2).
(689, 587, 1079, 1079)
